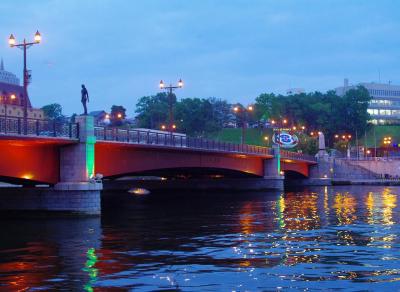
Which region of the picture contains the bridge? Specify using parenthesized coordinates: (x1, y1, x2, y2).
(0, 116, 317, 215)
(0, 116, 316, 184)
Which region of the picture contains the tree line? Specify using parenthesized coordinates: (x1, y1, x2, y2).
(41, 86, 371, 147)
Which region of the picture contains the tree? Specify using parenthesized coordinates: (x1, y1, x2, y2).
(175, 98, 215, 135)
(135, 92, 172, 129)
(41, 103, 63, 120)
(110, 105, 127, 126)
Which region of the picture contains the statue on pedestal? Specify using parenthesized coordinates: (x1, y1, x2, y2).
(81, 84, 89, 115)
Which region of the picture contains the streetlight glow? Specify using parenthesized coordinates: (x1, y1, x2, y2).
(8, 34, 15, 47)
(159, 80, 164, 89)
(178, 79, 184, 88)
(34, 30, 41, 43)
(233, 106, 239, 112)
(10, 94, 16, 100)
(117, 113, 122, 119)
(247, 105, 253, 111)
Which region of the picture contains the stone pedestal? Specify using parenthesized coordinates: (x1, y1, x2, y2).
(60, 115, 96, 182)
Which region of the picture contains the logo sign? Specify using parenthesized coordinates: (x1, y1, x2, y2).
(272, 131, 299, 148)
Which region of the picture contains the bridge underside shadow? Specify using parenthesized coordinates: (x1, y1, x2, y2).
(283, 170, 308, 179)
(106, 167, 262, 180)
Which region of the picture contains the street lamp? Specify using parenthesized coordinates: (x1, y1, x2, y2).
(159, 79, 183, 133)
(270, 118, 290, 176)
(233, 104, 254, 144)
(8, 30, 42, 134)
(334, 133, 353, 158)
(383, 136, 392, 159)
(264, 136, 269, 147)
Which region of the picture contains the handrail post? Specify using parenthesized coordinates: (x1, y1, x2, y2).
(18, 118, 22, 135)
(69, 122, 72, 138)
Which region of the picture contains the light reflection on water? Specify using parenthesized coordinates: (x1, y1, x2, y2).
(0, 186, 400, 291)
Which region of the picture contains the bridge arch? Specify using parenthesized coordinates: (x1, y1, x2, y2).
(281, 160, 309, 177)
(95, 143, 268, 178)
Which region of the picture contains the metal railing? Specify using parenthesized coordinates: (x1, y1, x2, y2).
(280, 149, 317, 163)
(0, 116, 79, 139)
(94, 127, 273, 156)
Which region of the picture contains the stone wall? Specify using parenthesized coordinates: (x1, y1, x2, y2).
(0, 187, 100, 215)
(346, 159, 400, 177)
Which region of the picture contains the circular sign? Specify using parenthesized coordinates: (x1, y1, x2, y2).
(272, 131, 299, 148)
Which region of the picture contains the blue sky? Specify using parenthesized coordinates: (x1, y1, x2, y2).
(0, 0, 399, 116)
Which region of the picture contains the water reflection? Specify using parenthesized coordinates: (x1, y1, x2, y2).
(0, 186, 400, 290)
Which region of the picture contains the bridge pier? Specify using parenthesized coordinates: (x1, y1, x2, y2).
(263, 147, 284, 190)
(54, 115, 102, 214)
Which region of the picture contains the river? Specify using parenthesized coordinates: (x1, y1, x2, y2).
(0, 186, 399, 291)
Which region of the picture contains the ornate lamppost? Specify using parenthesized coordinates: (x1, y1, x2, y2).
(159, 79, 183, 134)
(8, 30, 41, 134)
(233, 104, 254, 144)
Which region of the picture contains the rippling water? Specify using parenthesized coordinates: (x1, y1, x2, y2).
(1, 186, 400, 291)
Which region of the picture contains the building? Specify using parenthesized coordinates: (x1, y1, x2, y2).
(335, 78, 400, 124)
(0, 58, 44, 119)
(89, 110, 109, 125)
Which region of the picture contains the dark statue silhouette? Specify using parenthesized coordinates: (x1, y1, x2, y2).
(81, 84, 89, 115)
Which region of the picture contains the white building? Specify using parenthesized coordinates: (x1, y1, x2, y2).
(335, 78, 400, 124)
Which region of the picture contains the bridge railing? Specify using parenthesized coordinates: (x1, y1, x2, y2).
(280, 149, 317, 163)
(94, 127, 273, 156)
(0, 116, 79, 139)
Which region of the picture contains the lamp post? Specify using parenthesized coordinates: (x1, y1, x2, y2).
(270, 118, 288, 176)
(383, 136, 392, 160)
(9, 31, 41, 134)
(159, 79, 183, 134)
(334, 133, 352, 158)
(233, 104, 254, 144)
(264, 136, 269, 147)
